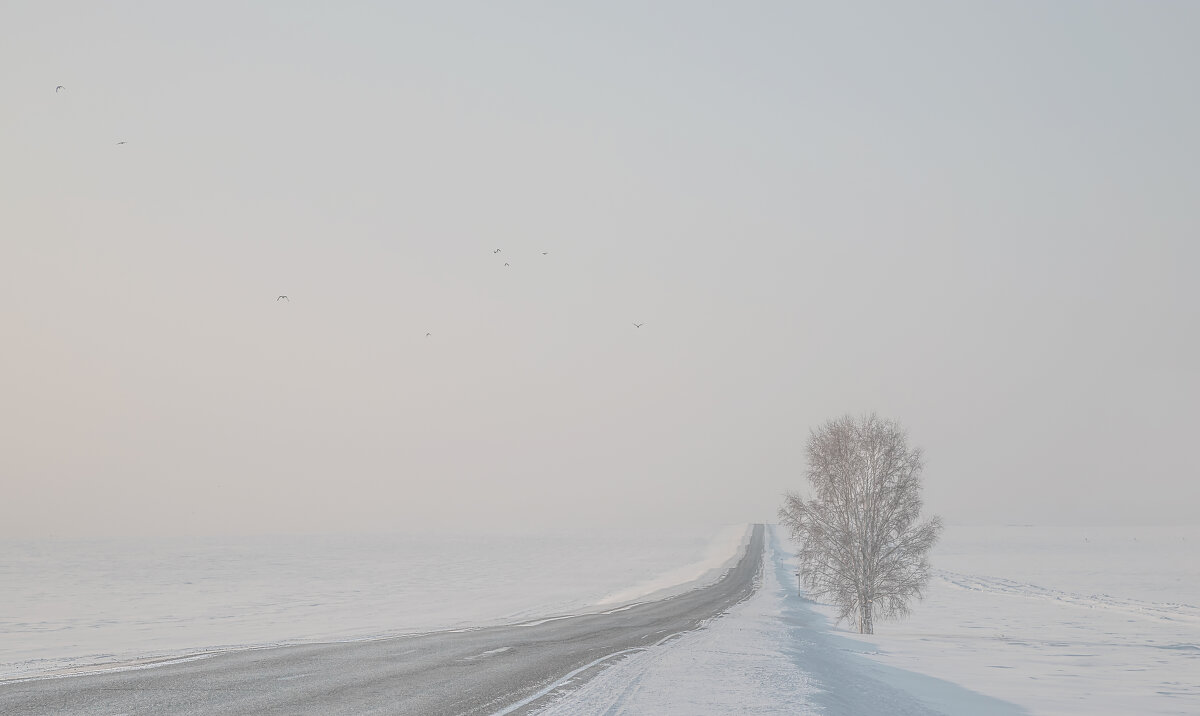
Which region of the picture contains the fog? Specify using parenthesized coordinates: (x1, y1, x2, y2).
(2, 1, 1197, 537)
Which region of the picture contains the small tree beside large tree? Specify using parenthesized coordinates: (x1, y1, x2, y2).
(780, 414, 942, 634)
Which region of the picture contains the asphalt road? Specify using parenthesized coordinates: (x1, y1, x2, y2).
(2, 524, 765, 716)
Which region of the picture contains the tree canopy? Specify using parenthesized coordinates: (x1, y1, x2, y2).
(780, 414, 942, 634)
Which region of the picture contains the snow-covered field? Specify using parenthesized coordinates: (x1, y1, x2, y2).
(5, 522, 1196, 716)
(0, 524, 749, 680)
(838, 524, 1200, 716)
(537, 524, 1199, 715)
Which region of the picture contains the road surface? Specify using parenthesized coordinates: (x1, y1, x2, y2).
(1, 525, 765, 715)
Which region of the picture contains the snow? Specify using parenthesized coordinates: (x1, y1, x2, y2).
(823, 524, 1200, 716)
(534, 524, 1019, 715)
(0, 524, 750, 680)
(533, 527, 819, 715)
(594, 524, 750, 606)
(536, 524, 1197, 715)
(6, 521, 1195, 716)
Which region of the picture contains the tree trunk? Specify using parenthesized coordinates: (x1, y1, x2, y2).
(859, 600, 874, 634)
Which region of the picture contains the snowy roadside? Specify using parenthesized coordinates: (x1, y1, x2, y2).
(533, 526, 1022, 716)
(590, 524, 752, 608)
(532, 525, 818, 715)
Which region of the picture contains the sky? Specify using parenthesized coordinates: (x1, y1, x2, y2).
(2, 1, 1197, 537)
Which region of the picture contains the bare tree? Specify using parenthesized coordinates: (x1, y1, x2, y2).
(780, 414, 942, 634)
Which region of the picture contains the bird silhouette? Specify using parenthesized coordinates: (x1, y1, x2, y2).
(541, 251, 549, 255)
(115, 141, 127, 145)
(504, 262, 510, 267)
(426, 332, 432, 337)
(493, 248, 501, 254)
(277, 295, 289, 302)
(633, 323, 644, 328)
(55, 85, 65, 94)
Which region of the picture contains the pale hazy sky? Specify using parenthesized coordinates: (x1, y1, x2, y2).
(2, 1, 1197, 537)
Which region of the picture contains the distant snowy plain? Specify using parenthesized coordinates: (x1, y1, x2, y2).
(0, 525, 749, 680)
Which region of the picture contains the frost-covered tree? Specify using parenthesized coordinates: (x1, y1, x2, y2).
(779, 414, 941, 634)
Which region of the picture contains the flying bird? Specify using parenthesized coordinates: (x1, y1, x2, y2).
(115, 141, 127, 145)
(493, 248, 501, 254)
(633, 323, 644, 328)
(541, 252, 549, 255)
(426, 332, 432, 337)
(55, 85, 65, 93)
(277, 295, 289, 302)
(504, 262, 510, 267)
